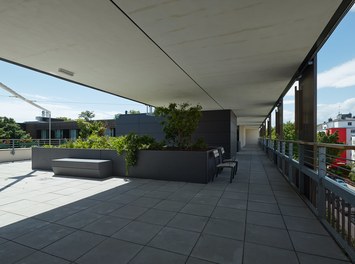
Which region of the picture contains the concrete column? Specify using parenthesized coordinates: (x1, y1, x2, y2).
(267, 116, 272, 139)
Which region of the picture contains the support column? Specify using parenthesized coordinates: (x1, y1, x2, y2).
(295, 57, 317, 204)
(276, 99, 283, 140)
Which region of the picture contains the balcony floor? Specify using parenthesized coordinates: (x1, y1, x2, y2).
(0, 146, 351, 263)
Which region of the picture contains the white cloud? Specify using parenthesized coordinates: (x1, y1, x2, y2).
(283, 99, 294, 105)
(283, 109, 295, 123)
(318, 58, 355, 89)
(317, 97, 355, 124)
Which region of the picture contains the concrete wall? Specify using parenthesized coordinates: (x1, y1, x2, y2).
(0, 148, 31, 163)
(246, 128, 259, 145)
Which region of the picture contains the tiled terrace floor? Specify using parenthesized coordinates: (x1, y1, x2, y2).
(0, 146, 351, 263)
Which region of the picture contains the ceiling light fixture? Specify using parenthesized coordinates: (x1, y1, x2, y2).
(58, 68, 75, 76)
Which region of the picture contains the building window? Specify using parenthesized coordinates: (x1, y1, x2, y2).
(348, 122, 352, 126)
(351, 129, 355, 134)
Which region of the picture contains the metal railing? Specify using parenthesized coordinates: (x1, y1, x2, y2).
(260, 138, 355, 261)
(0, 138, 64, 149)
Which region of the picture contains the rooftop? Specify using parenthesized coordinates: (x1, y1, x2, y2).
(0, 146, 350, 263)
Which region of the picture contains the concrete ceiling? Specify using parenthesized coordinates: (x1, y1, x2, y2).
(0, 0, 349, 126)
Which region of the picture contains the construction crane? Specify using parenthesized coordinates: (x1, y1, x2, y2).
(0, 82, 52, 144)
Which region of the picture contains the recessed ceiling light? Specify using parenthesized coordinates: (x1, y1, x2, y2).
(58, 68, 74, 76)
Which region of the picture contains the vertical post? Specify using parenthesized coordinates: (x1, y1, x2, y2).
(317, 146, 326, 218)
(48, 111, 51, 146)
(288, 142, 293, 183)
(299, 144, 305, 194)
(11, 139, 15, 155)
(282, 141, 286, 174)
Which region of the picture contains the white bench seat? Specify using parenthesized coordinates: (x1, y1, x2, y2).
(52, 158, 112, 178)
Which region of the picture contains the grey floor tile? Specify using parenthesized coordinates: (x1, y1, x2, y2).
(247, 211, 285, 229)
(14, 223, 75, 249)
(191, 234, 243, 264)
(15, 251, 71, 264)
(109, 194, 140, 204)
(128, 197, 162, 208)
(149, 227, 199, 255)
(0, 241, 35, 264)
(289, 231, 349, 261)
(129, 246, 187, 264)
(180, 203, 215, 217)
(297, 252, 351, 264)
(245, 224, 293, 250)
(225, 183, 249, 193)
(277, 197, 306, 207)
(82, 215, 130, 236)
(85, 201, 125, 215)
(0, 237, 8, 245)
(284, 215, 328, 235)
(167, 191, 196, 202)
(197, 190, 223, 197)
(42, 230, 105, 261)
(56, 211, 103, 229)
(248, 194, 277, 204)
(144, 190, 172, 199)
(211, 207, 246, 223)
(186, 257, 217, 264)
(190, 195, 220, 206)
(154, 200, 186, 212)
(221, 191, 248, 200)
(217, 198, 247, 210)
(243, 242, 298, 264)
(0, 217, 48, 239)
(247, 201, 280, 214)
(167, 213, 208, 232)
(279, 205, 315, 219)
(76, 238, 142, 264)
(34, 206, 82, 222)
(137, 208, 176, 225)
(203, 218, 245, 240)
(109, 205, 148, 219)
(112, 221, 162, 244)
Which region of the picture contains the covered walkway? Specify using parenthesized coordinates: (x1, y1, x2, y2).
(0, 147, 350, 263)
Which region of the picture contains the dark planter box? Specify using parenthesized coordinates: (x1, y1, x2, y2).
(32, 148, 215, 183)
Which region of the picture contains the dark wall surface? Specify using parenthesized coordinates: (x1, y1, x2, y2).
(116, 110, 237, 157)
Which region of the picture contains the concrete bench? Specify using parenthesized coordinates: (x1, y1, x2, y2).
(52, 158, 112, 178)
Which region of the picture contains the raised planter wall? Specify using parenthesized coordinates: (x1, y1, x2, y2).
(0, 148, 31, 163)
(32, 148, 215, 183)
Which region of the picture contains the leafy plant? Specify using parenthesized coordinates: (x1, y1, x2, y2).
(0, 116, 31, 139)
(77, 119, 106, 138)
(155, 103, 202, 149)
(317, 130, 343, 163)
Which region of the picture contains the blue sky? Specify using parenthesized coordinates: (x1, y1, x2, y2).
(283, 5, 355, 124)
(0, 5, 354, 124)
(0, 63, 147, 122)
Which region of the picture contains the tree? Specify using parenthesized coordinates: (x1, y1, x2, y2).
(155, 103, 202, 149)
(56, 116, 72, 121)
(128, 110, 140, 114)
(317, 130, 342, 163)
(77, 119, 106, 138)
(78, 111, 95, 121)
(283, 121, 296, 140)
(0, 116, 31, 139)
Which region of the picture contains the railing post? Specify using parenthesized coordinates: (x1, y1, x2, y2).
(281, 141, 286, 174)
(299, 143, 305, 194)
(317, 146, 326, 218)
(288, 142, 293, 183)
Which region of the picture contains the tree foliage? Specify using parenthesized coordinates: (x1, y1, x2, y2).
(0, 116, 30, 139)
(155, 103, 202, 149)
(77, 119, 106, 138)
(317, 130, 342, 163)
(78, 110, 95, 121)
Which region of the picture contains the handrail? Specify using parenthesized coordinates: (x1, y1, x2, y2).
(259, 137, 355, 261)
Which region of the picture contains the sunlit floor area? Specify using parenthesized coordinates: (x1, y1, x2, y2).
(0, 147, 351, 264)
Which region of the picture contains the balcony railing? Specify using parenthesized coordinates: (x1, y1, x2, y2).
(0, 138, 64, 149)
(260, 138, 355, 261)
